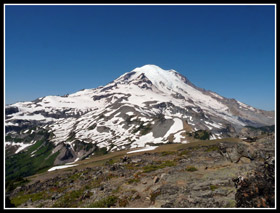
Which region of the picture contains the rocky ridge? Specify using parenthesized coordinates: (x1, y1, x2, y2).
(6, 133, 275, 208)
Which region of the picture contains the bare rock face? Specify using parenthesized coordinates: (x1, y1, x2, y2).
(234, 157, 275, 208)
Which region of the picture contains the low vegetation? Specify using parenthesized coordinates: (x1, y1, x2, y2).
(11, 191, 50, 207)
(193, 130, 211, 140)
(5, 137, 60, 183)
(88, 195, 118, 208)
(143, 160, 177, 173)
(185, 166, 198, 172)
(52, 189, 84, 208)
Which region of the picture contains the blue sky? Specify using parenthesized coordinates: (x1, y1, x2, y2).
(5, 5, 275, 110)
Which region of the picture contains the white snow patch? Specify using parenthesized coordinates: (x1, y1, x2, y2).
(10, 113, 54, 122)
(210, 134, 217, 140)
(23, 129, 29, 134)
(173, 130, 185, 143)
(205, 125, 213, 130)
(204, 120, 223, 129)
(163, 118, 183, 138)
(237, 100, 255, 111)
(192, 108, 200, 113)
(5, 142, 33, 154)
(66, 158, 80, 165)
(48, 164, 78, 172)
(126, 112, 134, 116)
(5, 122, 19, 126)
(127, 146, 158, 154)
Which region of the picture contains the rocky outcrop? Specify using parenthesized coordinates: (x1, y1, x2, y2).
(234, 157, 275, 208)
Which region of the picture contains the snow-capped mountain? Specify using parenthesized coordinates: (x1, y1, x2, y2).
(5, 64, 274, 165)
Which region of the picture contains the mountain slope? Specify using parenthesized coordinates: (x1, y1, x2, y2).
(5, 65, 274, 171)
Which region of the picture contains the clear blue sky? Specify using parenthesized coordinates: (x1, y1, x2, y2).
(5, 4, 275, 110)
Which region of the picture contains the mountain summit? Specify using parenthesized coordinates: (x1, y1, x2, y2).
(116, 64, 192, 92)
(5, 65, 274, 169)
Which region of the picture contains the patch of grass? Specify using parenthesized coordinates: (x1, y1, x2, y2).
(125, 164, 137, 170)
(225, 199, 236, 208)
(178, 150, 189, 156)
(69, 172, 82, 181)
(161, 151, 176, 156)
(143, 160, 177, 173)
(49, 186, 67, 193)
(105, 173, 118, 181)
(11, 191, 50, 207)
(89, 177, 103, 188)
(112, 185, 121, 194)
(88, 195, 118, 208)
(105, 159, 114, 166)
(209, 185, 219, 191)
(127, 177, 140, 184)
(205, 145, 219, 152)
(185, 166, 198, 172)
(52, 189, 83, 208)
